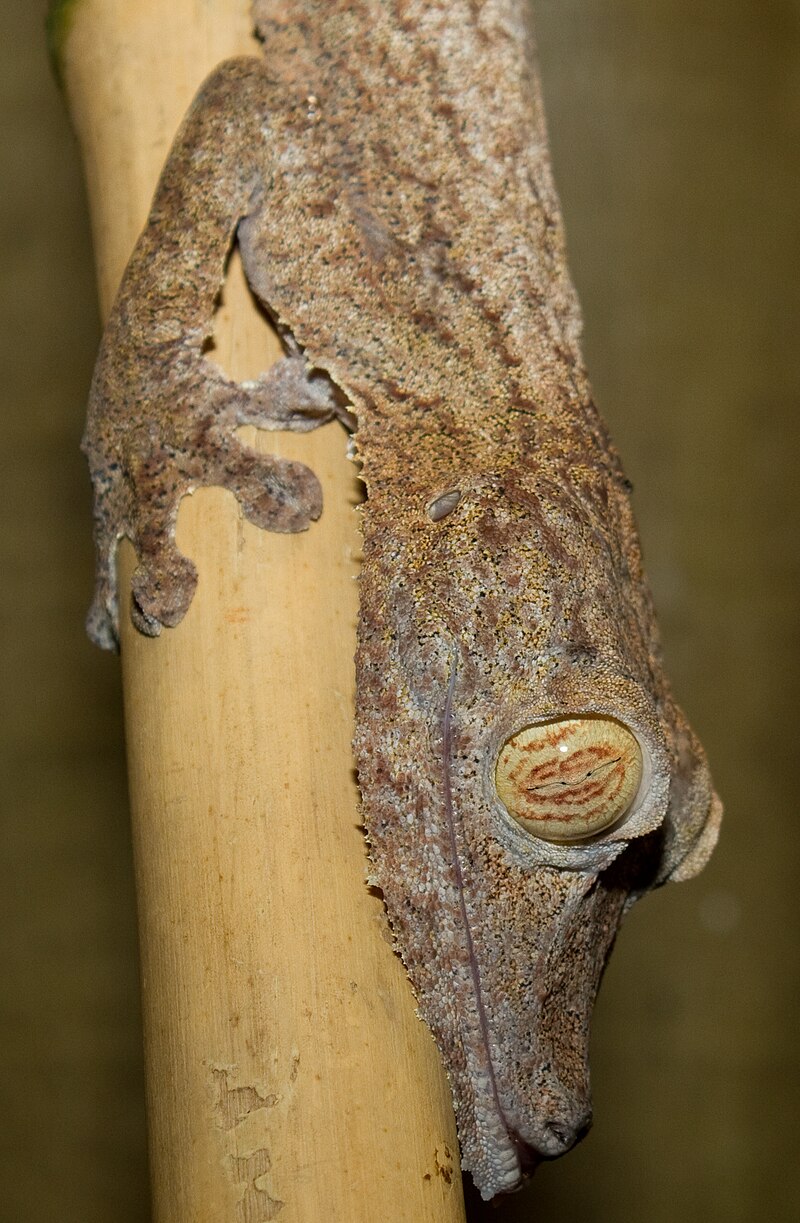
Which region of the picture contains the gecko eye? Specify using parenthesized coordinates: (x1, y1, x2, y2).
(494, 717, 643, 842)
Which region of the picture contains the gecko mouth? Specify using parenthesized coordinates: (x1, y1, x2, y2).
(440, 661, 524, 1187)
(500, 1107, 591, 1193)
(510, 1129, 542, 1177)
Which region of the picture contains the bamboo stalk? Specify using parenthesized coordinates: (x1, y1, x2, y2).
(56, 2, 466, 1218)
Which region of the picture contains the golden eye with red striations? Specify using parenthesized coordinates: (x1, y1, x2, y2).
(494, 717, 643, 843)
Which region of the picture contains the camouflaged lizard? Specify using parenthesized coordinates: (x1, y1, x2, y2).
(82, 0, 722, 1199)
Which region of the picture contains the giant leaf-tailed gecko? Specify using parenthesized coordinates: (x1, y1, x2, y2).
(82, 0, 722, 1200)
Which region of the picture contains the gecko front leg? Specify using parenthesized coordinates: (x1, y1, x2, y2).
(83, 58, 342, 650)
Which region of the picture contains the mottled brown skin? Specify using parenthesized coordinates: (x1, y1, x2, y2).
(83, 0, 722, 1200)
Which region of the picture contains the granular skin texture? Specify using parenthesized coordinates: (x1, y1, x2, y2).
(83, 0, 722, 1199)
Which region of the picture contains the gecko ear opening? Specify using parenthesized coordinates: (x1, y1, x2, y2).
(495, 717, 643, 843)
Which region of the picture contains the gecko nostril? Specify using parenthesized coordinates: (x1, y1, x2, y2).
(544, 1122, 571, 1149)
(539, 1107, 593, 1156)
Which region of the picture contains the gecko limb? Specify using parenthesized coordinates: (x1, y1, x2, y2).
(82, 58, 341, 651)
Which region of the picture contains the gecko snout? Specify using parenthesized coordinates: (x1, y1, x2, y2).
(541, 1109, 592, 1156)
(523, 1105, 592, 1161)
(513, 1069, 594, 1162)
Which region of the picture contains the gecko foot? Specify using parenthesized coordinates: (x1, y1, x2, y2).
(85, 443, 322, 651)
(83, 340, 339, 650)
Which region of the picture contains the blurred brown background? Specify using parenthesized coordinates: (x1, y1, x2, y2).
(2, 1, 798, 1220)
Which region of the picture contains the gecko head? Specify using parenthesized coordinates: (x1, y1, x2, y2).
(355, 466, 721, 1200)
(427, 657, 719, 1198)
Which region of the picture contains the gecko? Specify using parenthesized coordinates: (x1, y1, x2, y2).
(81, 0, 722, 1201)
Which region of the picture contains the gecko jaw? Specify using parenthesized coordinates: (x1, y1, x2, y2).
(442, 659, 543, 1199)
(441, 658, 592, 1198)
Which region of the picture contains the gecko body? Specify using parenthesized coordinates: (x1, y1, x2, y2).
(83, 0, 721, 1199)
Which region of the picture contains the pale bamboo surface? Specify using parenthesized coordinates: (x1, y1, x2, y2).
(57, 2, 466, 1220)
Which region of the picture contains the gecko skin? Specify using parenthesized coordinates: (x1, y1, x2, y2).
(83, 0, 722, 1200)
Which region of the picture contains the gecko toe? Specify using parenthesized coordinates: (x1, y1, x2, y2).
(86, 585, 120, 652)
(130, 547, 198, 636)
(85, 540, 122, 652)
(228, 452, 323, 532)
